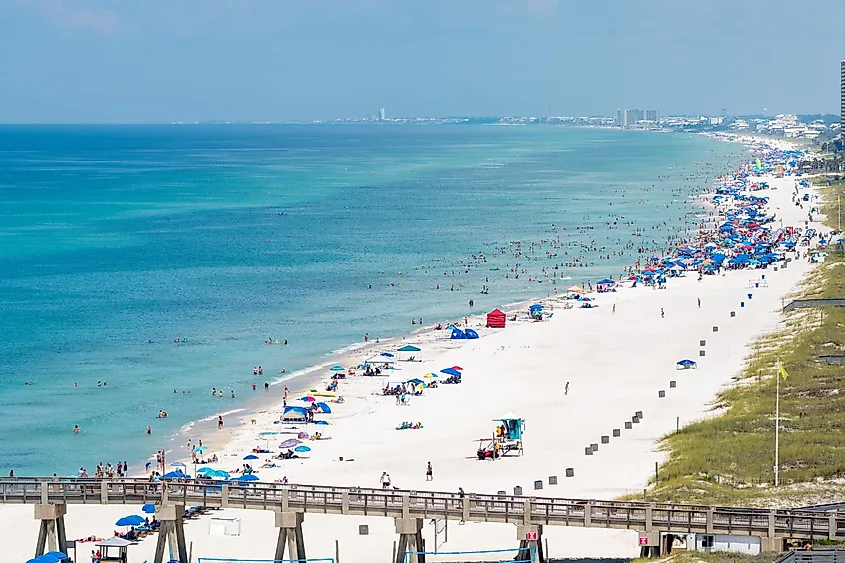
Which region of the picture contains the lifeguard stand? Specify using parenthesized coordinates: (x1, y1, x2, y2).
(493, 413, 525, 456)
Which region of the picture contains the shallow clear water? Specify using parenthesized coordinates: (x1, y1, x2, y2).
(0, 124, 745, 475)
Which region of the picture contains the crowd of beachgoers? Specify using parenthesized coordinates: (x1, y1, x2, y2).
(127, 136, 837, 489)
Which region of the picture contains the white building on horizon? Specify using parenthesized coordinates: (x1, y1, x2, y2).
(378, 108, 386, 121)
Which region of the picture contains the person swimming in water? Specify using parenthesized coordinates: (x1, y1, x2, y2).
(73, 425, 80, 434)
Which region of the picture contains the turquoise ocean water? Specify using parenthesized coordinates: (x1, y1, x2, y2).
(0, 125, 746, 476)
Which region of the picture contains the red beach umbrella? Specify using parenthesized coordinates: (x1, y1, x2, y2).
(452, 366, 463, 371)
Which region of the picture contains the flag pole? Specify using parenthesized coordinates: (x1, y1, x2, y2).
(775, 360, 780, 487)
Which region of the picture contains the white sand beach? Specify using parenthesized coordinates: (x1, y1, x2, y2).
(1, 138, 832, 562)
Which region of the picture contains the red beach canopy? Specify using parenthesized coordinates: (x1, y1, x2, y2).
(486, 309, 506, 328)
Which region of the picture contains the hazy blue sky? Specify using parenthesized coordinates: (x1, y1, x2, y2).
(1, 0, 843, 123)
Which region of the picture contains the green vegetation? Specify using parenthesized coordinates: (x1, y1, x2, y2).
(629, 551, 779, 563)
(631, 178, 845, 506)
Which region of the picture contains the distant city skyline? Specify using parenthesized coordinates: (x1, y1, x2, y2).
(0, 1, 842, 124)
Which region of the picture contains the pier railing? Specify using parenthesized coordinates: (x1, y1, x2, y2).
(2, 477, 844, 540)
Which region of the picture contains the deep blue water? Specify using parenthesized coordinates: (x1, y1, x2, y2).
(0, 125, 746, 475)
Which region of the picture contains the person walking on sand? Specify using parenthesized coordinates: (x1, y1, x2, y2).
(660, 308, 665, 318)
(612, 303, 616, 314)
(218, 415, 224, 430)
(284, 386, 289, 401)
(697, 297, 701, 309)
(426, 462, 433, 481)
(565, 381, 570, 395)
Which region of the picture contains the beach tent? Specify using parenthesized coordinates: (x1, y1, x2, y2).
(315, 402, 332, 414)
(397, 344, 421, 361)
(365, 354, 396, 365)
(486, 309, 506, 328)
(464, 329, 479, 339)
(450, 328, 467, 339)
(95, 537, 134, 563)
(282, 407, 307, 422)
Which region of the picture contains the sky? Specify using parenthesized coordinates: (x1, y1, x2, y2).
(0, 0, 843, 123)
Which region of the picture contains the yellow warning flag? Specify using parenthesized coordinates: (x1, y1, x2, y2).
(779, 364, 789, 380)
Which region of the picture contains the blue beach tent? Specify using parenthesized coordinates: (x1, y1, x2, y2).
(315, 401, 332, 413)
(450, 328, 466, 339)
(440, 367, 461, 377)
(464, 329, 479, 339)
(142, 503, 156, 514)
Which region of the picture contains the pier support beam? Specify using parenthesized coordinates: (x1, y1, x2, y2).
(34, 504, 67, 557)
(516, 524, 545, 563)
(394, 517, 425, 563)
(153, 504, 188, 563)
(274, 511, 306, 562)
(761, 535, 784, 554)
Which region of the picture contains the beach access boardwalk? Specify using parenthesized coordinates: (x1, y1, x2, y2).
(782, 298, 845, 312)
(6, 477, 845, 562)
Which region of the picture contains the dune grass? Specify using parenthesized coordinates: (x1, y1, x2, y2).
(631, 177, 845, 506)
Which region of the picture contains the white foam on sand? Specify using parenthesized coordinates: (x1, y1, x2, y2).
(0, 149, 828, 562)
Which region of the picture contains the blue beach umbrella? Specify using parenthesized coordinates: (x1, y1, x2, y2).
(243, 454, 258, 460)
(313, 420, 329, 425)
(330, 365, 345, 371)
(193, 446, 208, 453)
(142, 503, 156, 514)
(116, 514, 145, 526)
(196, 467, 215, 475)
(161, 471, 189, 479)
(440, 368, 461, 377)
(294, 445, 311, 453)
(44, 552, 68, 562)
(211, 470, 230, 479)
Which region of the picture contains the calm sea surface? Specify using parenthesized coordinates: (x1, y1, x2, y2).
(0, 125, 746, 475)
